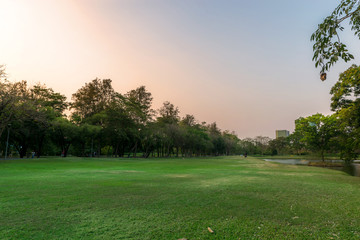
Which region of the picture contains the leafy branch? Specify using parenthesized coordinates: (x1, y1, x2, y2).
(311, 0, 360, 75)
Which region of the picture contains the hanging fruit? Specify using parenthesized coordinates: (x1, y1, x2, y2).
(320, 72, 327, 81)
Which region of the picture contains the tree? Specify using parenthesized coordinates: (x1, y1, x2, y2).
(157, 101, 180, 125)
(7, 82, 67, 158)
(71, 123, 101, 157)
(334, 107, 360, 163)
(329, 65, 360, 163)
(183, 123, 212, 157)
(125, 86, 154, 124)
(71, 78, 115, 120)
(222, 131, 240, 155)
(181, 114, 197, 127)
(0, 70, 25, 140)
(311, 0, 360, 76)
(0, 82, 15, 140)
(239, 138, 258, 155)
(293, 114, 338, 161)
(269, 137, 289, 155)
(288, 131, 306, 155)
(330, 64, 360, 111)
(103, 97, 138, 157)
(140, 122, 158, 158)
(50, 118, 78, 157)
(0, 65, 5, 79)
(164, 123, 184, 157)
(30, 83, 68, 115)
(0, 79, 67, 158)
(207, 122, 226, 156)
(253, 136, 271, 155)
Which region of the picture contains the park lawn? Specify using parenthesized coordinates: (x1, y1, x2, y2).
(0, 156, 359, 240)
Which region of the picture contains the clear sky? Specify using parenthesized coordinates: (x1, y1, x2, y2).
(1, 0, 359, 138)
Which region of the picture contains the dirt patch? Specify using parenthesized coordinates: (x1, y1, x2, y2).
(95, 170, 144, 174)
(165, 174, 193, 178)
(199, 176, 265, 188)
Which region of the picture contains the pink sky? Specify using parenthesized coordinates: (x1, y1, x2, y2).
(1, 0, 357, 138)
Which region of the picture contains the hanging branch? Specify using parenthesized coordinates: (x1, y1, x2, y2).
(311, 0, 360, 79)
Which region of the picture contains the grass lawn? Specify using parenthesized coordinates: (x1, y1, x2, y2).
(1, 156, 359, 239)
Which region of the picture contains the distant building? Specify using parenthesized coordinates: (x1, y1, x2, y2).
(276, 130, 289, 139)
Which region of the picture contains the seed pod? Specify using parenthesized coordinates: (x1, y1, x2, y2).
(320, 72, 327, 81)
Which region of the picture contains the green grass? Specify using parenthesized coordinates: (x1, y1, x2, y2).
(1, 156, 360, 239)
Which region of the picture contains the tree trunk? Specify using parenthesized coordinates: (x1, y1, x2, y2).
(19, 145, 27, 158)
(114, 143, 119, 158)
(133, 141, 137, 158)
(63, 143, 70, 157)
(36, 135, 45, 158)
(166, 145, 170, 157)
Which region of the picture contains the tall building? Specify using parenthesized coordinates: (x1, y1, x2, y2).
(276, 130, 289, 139)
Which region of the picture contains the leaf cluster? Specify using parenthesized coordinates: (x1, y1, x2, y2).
(311, 0, 360, 73)
(330, 64, 360, 110)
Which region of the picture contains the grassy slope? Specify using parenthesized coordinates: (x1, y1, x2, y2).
(0, 156, 359, 240)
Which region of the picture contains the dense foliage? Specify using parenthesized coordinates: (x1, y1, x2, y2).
(1, 68, 360, 162)
(1, 63, 360, 163)
(0, 73, 247, 158)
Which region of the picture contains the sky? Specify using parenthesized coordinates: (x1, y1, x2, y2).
(1, 0, 359, 138)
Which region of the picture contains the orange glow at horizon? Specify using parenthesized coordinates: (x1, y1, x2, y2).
(0, 0, 340, 138)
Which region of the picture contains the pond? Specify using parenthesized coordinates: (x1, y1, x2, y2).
(263, 159, 309, 165)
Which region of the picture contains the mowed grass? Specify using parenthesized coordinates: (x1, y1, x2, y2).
(1, 156, 360, 240)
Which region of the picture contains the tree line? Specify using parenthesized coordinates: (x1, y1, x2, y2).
(0, 66, 246, 158)
(1, 63, 360, 163)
